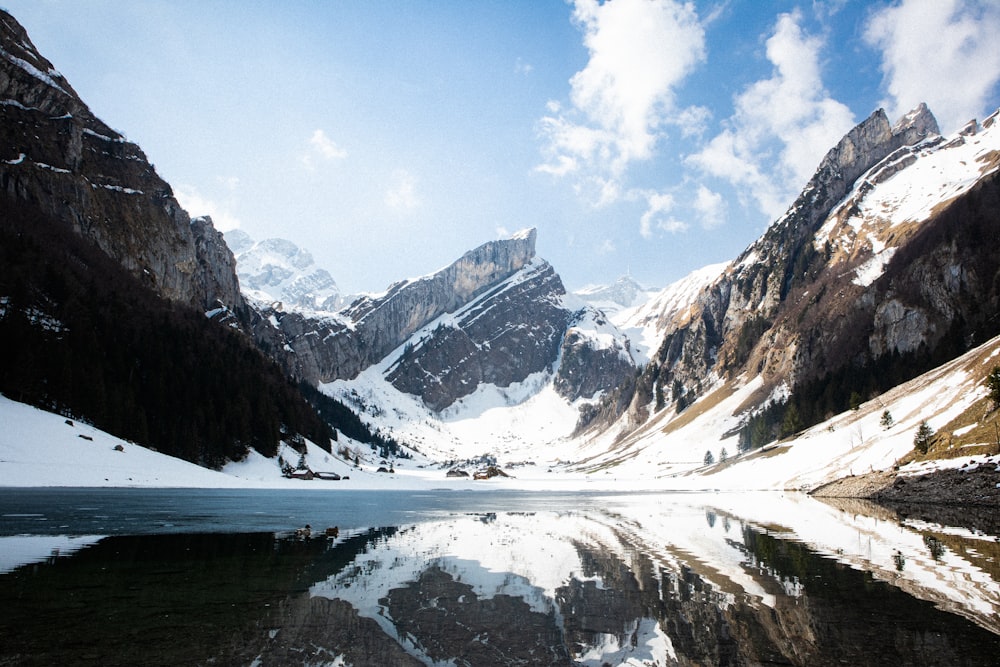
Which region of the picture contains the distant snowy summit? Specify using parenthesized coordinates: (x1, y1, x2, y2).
(225, 230, 347, 312)
(574, 275, 658, 318)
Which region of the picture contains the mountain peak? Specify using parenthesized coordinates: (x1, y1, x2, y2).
(809, 104, 938, 198)
(892, 102, 939, 138)
(575, 275, 650, 310)
(224, 230, 344, 312)
(509, 227, 536, 242)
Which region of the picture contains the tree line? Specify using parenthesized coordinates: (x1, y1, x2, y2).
(0, 200, 335, 467)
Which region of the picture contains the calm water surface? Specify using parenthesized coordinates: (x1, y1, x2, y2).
(1, 488, 998, 666)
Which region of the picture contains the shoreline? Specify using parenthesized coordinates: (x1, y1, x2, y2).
(810, 457, 1000, 507)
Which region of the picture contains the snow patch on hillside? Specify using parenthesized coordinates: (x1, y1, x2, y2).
(816, 111, 1000, 288)
(615, 262, 729, 364)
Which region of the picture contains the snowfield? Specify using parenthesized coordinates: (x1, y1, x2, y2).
(3, 326, 999, 491)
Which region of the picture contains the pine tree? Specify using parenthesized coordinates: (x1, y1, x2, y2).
(985, 365, 1000, 410)
(781, 403, 802, 437)
(704, 450, 715, 465)
(914, 421, 934, 455)
(880, 410, 894, 429)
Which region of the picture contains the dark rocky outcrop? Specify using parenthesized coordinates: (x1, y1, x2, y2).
(344, 229, 539, 369)
(264, 229, 637, 412)
(0, 12, 242, 313)
(812, 463, 1000, 507)
(386, 259, 569, 411)
(553, 310, 635, 403)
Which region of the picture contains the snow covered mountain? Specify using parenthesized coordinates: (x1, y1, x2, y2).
(4, 4, 1000, 491)
(571, 104, 1000, 476)
(257, 228, 636, 418)
(574, 275, 658, 320)
(225, 230, 346, 312)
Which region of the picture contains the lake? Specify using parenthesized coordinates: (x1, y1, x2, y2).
(1, 488, 998, 666)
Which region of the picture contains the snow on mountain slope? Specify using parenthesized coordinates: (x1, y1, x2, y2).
(614, 262, 729, 364)
(574, 275, 658, 320)
(3, 325, 998, 490)
(225, 229, 346, 312)
(322, 261, 626, 464)
(816, 108, 1000, 289)
(571, 325, 1000, 491)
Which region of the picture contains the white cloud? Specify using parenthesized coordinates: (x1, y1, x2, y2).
(692, 184, 726, 230)
(538, 0, 706, 197)
(310, 129, 348, 159)
(687, 11, 855, 221)
(864, 0, 1000, 133)
(638, 190, 687, 237)
(385, 169, 421, 212)
(174, 184, 241, 232)
(598, 238, 616, 254)
(301, 129, 348, 170)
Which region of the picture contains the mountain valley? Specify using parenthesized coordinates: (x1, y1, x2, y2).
(1, 8, 999, 499)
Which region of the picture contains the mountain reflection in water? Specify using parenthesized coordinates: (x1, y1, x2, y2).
(1, 492, 998, 666)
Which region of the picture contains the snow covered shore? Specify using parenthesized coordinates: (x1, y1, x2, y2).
(0, 394, 646, 491)
(2, 329, 998, 492)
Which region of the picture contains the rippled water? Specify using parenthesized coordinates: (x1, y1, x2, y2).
(1, 488, 998, 666)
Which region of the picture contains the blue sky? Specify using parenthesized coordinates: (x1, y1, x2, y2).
(6, 1, 1000, 295)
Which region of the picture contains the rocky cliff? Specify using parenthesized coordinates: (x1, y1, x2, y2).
(385, 258, 571, 411)
(0, 11, 242, 313)
(344, 228, 539, 368)
(610, 103, 1000, 451)
(259, 228, 637, 412)
(0, 10, 344, 468)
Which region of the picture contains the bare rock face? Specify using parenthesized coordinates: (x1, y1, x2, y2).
(344, 229, 539, 367)
(268, 309, 363, 382)
(0, 11, 242, 313)
(385, 259, 571, 411)
(191, 216, 243, 311)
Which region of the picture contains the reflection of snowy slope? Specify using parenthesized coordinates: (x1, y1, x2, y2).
(693, 493, 1000, 636)
(312, 510, 685, 666)
(576, 617, 675, 667)
(313, 513, 595, 614)
(0, 534, 103, 573)
(310, 493, 1000, 664)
